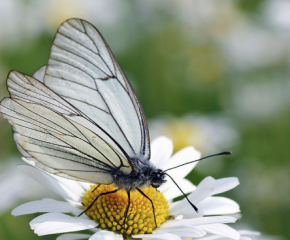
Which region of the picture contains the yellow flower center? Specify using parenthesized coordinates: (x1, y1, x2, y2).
(82, 184, 171, 236)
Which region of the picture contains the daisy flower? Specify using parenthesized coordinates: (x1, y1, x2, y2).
(12, 137, 240, 240)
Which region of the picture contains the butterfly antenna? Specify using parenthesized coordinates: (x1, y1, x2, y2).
(164, 151, 232, 172)
(165, 173, 198, 212)
(137, 188, 157, 228)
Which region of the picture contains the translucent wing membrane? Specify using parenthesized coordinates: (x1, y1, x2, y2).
(44, 18, 150, 161)
(0, 71, 132, 183)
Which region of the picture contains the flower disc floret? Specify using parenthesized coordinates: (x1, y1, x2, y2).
(82, 184, 171, 235)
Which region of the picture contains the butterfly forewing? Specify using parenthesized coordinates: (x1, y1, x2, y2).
(44, 18, 150, 161)
(0, 71, 132, 183)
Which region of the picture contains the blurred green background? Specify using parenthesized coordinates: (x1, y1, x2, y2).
(0, 0, 289, 239)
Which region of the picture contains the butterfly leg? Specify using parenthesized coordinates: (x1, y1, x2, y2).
(78, 188, 119, 217)
(122, 190, 131, 239)
(137, 188, 157, 228)
(92, 184, 100, 192)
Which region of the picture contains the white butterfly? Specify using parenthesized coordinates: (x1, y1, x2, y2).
(0, 18, 159, 186)
(0, 19, 204, 234)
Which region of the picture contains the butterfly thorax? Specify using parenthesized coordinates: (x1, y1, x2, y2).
(112, 158, 166, 191)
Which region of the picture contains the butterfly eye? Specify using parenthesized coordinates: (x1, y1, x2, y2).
(152, 173, 161, 183)
(151, 170, 166, 188)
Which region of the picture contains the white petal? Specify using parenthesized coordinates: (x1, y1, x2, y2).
(66, 199, 83, 207)
(49, 173, 87, 198)
(169, 202, 203, 219)
(200, 197, 240, 216)
(161, 185, 180, 202)
(193, 235, 222, 240)
(198, 223, 240, 240)
(90, 231, 122, 240)
(21, 158, 90, 197)
(134, 233, 181, 240)
(153, 226, 206, 238)
(18, 165, 83, 202)
(22, 156, 88, 197)
(170, 177, 239, 214)
(150, 136, 173, 168)
(12, 199, 82, 216)
(158, 175, 187, 195)
(197, 177, 239, 196)
(79, 182, 92, 191)
(22, 157, 36, 166)
(57, 234, 92, 240)
(165, 146, 201, 179)
(30, 212, 97, 236)
(160, 216, 236, 229)
(163, 178, 196, 201)
(173, 196, 240, 218)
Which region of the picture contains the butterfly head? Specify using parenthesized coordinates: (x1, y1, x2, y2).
(151, 169, 166, 188)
